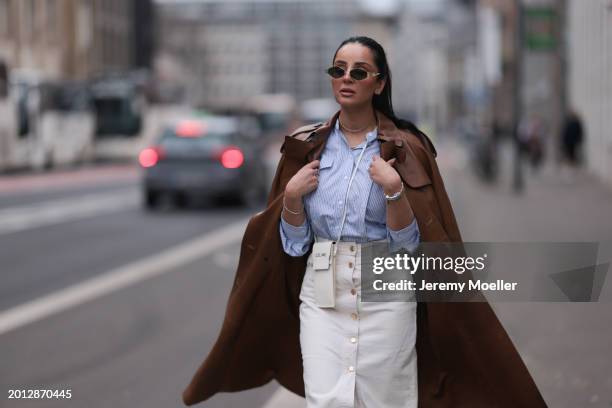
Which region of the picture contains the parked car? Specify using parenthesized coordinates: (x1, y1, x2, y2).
(139, 115, 268, 209)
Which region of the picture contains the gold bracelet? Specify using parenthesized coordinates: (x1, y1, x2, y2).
(283, 197, 303, 215)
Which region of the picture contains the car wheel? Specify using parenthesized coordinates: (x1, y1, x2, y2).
(144, 189, 159, 210)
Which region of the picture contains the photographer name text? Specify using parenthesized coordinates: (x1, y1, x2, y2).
(372, 279, 518, 292)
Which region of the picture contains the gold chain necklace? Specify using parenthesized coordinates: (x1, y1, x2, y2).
(338, 115, 378, 133)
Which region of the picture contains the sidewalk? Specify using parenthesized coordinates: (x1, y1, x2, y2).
(441, 137, 612, 244)
(261, 137, 612, 408)
(0, 163, 139, 195)
(439, 137, 612, 408)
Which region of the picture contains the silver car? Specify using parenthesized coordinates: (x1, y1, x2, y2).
(140, 115, 268, 209)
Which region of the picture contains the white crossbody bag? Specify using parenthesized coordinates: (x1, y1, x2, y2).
(312, 144, 367, 308)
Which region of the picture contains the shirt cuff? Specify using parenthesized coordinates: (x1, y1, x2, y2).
(387, 217, 420, 253)
(279, 217, 313, 257)
(280, 217, 310, 241)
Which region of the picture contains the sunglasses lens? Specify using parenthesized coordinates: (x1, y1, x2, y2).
(350, 69, 368, 80)
(327, 66, 344, 79)
(327, 66, 375, 80)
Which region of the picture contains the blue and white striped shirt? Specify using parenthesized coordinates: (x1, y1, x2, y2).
(279, 118, 420, 257)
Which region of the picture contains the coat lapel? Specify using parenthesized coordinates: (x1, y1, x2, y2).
(376, 111, 432, 188)
(282, 109, 433, 190)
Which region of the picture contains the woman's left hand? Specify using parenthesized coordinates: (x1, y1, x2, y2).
(368, 155, 402, 195)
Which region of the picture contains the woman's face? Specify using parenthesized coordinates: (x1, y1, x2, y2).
(331, 43, 386, 109)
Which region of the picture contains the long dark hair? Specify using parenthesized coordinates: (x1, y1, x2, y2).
(332, 36, 437, 157)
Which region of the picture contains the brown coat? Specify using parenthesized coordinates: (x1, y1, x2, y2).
(182, 110, 548, 407)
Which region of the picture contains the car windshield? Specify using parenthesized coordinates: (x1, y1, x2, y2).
(258, 112, 288, 132)
(159, 127, 233, 149)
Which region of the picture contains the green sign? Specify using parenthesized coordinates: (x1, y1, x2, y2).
(524, 7, 556, 51)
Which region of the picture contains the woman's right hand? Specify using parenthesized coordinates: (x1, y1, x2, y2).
(285, 160, 320, 199)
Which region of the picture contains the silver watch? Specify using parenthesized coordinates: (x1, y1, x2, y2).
(384, 182, 404, 201)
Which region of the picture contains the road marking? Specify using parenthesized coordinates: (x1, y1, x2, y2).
(262, 388, 305, 408)
(0, 218, 249, 336)
(0, 189, 139, 235)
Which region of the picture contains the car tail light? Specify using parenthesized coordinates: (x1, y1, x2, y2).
(219, 147, 244, 169)
(139, 146, 164, 168)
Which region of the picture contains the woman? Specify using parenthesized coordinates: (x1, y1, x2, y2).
(280, 36, 421, 407)
(182, 36, 547, 408)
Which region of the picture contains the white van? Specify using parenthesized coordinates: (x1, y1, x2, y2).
(1, 68, 95, 172)
(0, 60, 21, 172)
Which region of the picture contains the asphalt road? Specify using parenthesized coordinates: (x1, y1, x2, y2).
(0, 164, 279, 408)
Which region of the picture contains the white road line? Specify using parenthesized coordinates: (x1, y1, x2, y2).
(261, 388, 305, 408)
(0, 189, 140, 235)
(0, 218, 249, 336)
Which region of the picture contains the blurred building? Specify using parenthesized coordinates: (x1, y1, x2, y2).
(566, 0, 612, 186)
(446, 0, 479, 128)
(391, 8, 448, 136)
(0, 0, 68, 79)
(155, 2, 268, 108)
(155, 0, 486, 135)
(472, 0, 520, 134)
(155, 0, 402, 109)
(391, 0, 483, 138)
(473, 0, 611, 187)
(0, 0, 153, 81)
(89, 0, 134, 77)
(471, 0, 567, 146)
(133, 0, 155, 69)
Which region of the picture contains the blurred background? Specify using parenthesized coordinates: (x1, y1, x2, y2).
(0, 0, 611, 407)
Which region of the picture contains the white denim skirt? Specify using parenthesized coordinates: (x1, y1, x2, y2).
(299, 239, 418, 408)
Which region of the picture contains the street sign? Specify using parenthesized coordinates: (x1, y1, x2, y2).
(523, 7, 557, 51)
